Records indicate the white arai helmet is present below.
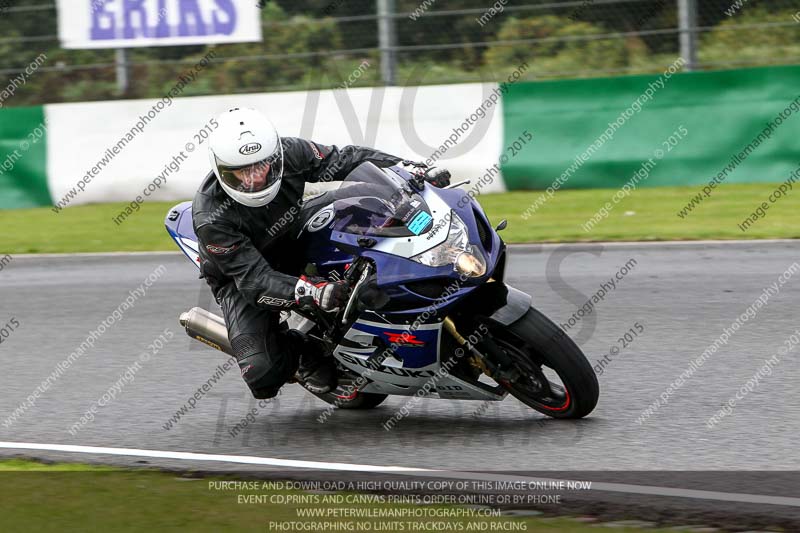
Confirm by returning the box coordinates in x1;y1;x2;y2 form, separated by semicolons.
208;107;284;207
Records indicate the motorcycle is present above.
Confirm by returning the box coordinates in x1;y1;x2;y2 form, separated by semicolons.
165;162;599;418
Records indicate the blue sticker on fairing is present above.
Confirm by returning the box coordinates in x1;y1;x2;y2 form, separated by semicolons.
407;211;433;235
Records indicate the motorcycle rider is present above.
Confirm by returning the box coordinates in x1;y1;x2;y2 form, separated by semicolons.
193;107;451;399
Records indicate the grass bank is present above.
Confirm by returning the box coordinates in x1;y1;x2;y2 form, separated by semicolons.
0;459;699;532
0;183;796;254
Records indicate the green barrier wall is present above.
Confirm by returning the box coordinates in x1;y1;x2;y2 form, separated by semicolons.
502;64;800;190
0;106;50;209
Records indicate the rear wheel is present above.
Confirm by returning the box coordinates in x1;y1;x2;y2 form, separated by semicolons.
481;306;598;419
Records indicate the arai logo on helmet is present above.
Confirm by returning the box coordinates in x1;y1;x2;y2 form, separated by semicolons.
239;143;262;156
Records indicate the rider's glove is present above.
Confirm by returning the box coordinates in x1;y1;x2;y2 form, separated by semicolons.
295;276;349;312
422;167;451;188
400;160;451;188
401;160;427;172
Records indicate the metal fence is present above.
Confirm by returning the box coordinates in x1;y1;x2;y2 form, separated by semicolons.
0;0;798;105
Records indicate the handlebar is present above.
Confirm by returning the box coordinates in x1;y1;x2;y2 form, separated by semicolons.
341;262;372;325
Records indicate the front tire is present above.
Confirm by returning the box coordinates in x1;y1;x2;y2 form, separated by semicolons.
484;306;598;419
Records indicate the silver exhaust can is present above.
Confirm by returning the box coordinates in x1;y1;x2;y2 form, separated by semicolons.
179;307;234;357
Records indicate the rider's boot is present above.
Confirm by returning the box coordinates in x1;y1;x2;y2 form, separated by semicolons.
287;330;338;394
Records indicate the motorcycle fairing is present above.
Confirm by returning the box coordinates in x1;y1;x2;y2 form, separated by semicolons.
165;201;200;269
336;317;442;370
334;315;506;401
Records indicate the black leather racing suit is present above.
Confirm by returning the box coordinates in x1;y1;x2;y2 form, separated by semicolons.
193;137;402;398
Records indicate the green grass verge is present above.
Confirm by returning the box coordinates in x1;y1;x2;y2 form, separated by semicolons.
0;459;692;532
0;458;116;471
0;183;796;254
481;182;799;243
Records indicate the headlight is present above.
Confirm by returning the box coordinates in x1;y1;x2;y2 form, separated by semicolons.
455;246;487;277
412;213;484;276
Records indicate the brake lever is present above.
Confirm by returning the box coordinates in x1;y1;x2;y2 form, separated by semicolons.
444;179;471;190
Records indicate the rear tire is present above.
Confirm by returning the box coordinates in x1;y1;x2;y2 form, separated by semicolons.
485;306;598;419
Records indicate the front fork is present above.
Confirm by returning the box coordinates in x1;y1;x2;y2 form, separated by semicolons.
443;317;520;384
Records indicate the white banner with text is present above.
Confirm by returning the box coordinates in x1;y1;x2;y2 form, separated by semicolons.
57;0;262;49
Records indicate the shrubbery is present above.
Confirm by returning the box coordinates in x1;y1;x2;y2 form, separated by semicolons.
699;7;800;67
483;15;647;78
0;1;797;105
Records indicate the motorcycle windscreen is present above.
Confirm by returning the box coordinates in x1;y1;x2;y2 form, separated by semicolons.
331;163;434;238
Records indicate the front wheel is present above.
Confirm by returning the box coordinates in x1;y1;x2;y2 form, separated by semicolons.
482;307;599;419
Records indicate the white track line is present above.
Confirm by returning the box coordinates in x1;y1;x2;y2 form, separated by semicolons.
11;251;180;259
0;442;428;473
515;238;799;249
1;442;799;508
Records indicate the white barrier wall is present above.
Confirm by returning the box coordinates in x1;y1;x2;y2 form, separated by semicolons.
45;83;506;206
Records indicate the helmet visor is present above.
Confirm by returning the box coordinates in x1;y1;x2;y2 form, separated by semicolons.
215;148;284;194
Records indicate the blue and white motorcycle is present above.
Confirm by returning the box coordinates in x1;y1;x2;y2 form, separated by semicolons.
166;162;598;418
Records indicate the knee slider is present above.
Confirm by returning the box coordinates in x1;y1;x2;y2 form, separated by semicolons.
231;334;261;360
231;334;293;395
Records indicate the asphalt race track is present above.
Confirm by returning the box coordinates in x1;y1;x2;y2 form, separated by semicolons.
1;241;799;527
